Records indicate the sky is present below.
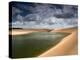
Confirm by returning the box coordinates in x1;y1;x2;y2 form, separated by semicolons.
10;1;78;29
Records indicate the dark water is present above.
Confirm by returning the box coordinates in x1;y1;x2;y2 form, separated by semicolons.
11;32;70;58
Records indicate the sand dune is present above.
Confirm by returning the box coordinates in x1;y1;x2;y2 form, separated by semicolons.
9;29;49;35
38;31;78;57
9;30;38;35
51;28;77;33
9;27;77;35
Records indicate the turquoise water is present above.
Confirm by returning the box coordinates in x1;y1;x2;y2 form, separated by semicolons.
12;32;70;58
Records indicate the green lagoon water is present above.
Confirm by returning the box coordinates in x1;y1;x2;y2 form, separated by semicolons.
12;32;70;58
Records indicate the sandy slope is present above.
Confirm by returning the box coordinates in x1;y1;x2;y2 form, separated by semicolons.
38;31;78;57
51;28;77;33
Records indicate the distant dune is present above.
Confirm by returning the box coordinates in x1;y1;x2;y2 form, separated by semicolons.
9;27;77;35
9;29;50;35
51;27;77;33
